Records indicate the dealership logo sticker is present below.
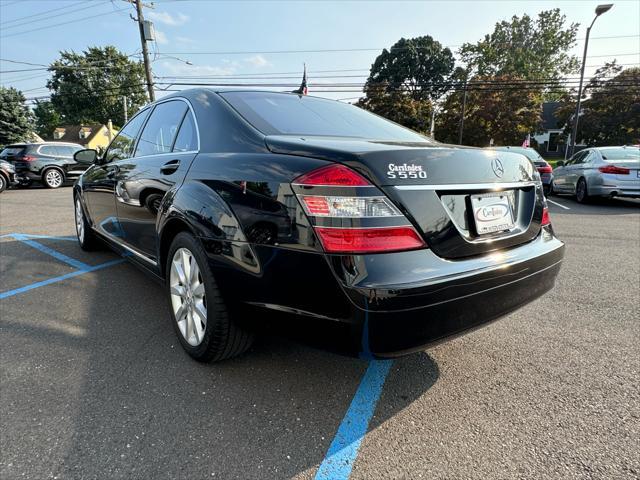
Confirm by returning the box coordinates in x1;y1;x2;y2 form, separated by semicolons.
386;163;427;179
475;203;510;222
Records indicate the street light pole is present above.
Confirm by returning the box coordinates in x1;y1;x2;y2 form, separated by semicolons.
569;3;613;157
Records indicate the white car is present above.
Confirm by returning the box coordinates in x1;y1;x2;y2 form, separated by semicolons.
551;146;640;202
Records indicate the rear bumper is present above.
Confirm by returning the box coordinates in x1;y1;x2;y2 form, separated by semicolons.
331;227;564;356
589;184;640;198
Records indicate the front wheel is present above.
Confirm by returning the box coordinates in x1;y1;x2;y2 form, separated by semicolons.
166;232;254;362
0;174;7;193
576;178;590;203
43;168;64;188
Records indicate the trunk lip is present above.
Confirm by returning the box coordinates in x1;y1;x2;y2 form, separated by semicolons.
394;181;538;191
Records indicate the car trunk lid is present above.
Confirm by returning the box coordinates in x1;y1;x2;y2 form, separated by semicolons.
267;136;546;259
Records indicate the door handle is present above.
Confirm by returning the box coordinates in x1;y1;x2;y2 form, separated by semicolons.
160;159;180;175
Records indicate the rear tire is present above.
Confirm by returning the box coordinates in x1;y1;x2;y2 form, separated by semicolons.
0;174;7;193
43;168;64;189
75;195;100;251
166;232;254;362
576;177;590;203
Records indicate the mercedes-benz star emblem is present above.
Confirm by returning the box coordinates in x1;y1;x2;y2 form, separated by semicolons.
491;157;505;178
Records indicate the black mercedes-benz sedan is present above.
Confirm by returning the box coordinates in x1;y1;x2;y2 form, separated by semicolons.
72;89;565;362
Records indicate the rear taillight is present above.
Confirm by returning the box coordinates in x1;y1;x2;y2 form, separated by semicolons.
293;164;426;254
21;155;36;162
598;165;630;175
537;165;553;174
294;163;369;186
314;226;425;253
541;207;551;226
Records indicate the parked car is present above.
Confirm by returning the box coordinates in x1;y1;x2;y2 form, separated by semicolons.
72;89;565;362
487;146;553;194
552;146;640;202
0;142;86;188
0;159;17;192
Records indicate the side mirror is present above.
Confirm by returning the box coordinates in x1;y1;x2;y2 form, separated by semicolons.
555;160;565;168
74;149;98;164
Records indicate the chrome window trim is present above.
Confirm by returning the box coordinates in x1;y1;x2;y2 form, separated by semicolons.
394;181;537;191
133;97;201;158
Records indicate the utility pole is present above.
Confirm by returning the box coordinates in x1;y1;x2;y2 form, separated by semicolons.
123;96;128;123
429;104;436;140
133;0;155;102
458;81;468;145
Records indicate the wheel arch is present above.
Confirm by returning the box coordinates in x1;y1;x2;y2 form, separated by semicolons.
158;216;198;278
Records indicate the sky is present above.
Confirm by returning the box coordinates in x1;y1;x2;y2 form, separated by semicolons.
1;0;639;104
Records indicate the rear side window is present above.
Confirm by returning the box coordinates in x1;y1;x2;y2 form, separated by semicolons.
105;108;151;162
0;146;25;158
39;145;60;156
601;147;640;162
135;100;188;157
172;111;198;152
221;92;433;142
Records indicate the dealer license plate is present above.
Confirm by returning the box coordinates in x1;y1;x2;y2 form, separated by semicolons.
471;191;515;235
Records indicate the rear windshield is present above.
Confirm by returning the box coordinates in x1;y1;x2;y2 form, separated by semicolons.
601;147;640;162
220;92;433;143
0;146;26;158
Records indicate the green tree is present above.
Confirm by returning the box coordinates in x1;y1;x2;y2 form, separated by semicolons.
0;87;34;145
557;66;640;145
33;100;62;138
459;9;579;81
47;46;147;127
435;75;542;146
358;36;456;133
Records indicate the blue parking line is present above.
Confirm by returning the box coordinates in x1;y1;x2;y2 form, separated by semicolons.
13;234;92;271
19;233;78;242
315;359;393;480
0;258;125;300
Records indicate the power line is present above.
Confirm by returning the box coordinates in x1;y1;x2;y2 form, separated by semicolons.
0;1;102;30
0;5;130;39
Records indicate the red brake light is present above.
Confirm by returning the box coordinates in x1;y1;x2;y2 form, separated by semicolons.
22;155;36;162
598;165;630;175
294;164;370;186
314;226;425;253
537;165;553;174
541;207;551;226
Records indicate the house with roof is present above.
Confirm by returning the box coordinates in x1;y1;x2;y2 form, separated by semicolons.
49;123;118;151
532;102;565;157
533;102;586;158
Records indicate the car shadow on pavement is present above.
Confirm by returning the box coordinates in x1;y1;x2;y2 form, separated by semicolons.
0;240;439;480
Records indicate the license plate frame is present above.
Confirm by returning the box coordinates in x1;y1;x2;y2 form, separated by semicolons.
470;191;516;235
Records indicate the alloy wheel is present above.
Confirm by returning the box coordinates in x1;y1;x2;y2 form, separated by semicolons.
0;175;5;191
576;180;586;202
169;247;207;346
75;198;85;243
45;169;63;188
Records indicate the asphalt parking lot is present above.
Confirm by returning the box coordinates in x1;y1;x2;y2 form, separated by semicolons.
1;187;639;480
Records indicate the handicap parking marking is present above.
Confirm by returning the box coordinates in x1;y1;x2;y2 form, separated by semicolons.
547;199;571;210
315;359;393;480
0;233;126;300
0;258;125;300
12;234;92;271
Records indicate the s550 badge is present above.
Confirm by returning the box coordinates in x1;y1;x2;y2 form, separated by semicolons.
387;163;427;179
